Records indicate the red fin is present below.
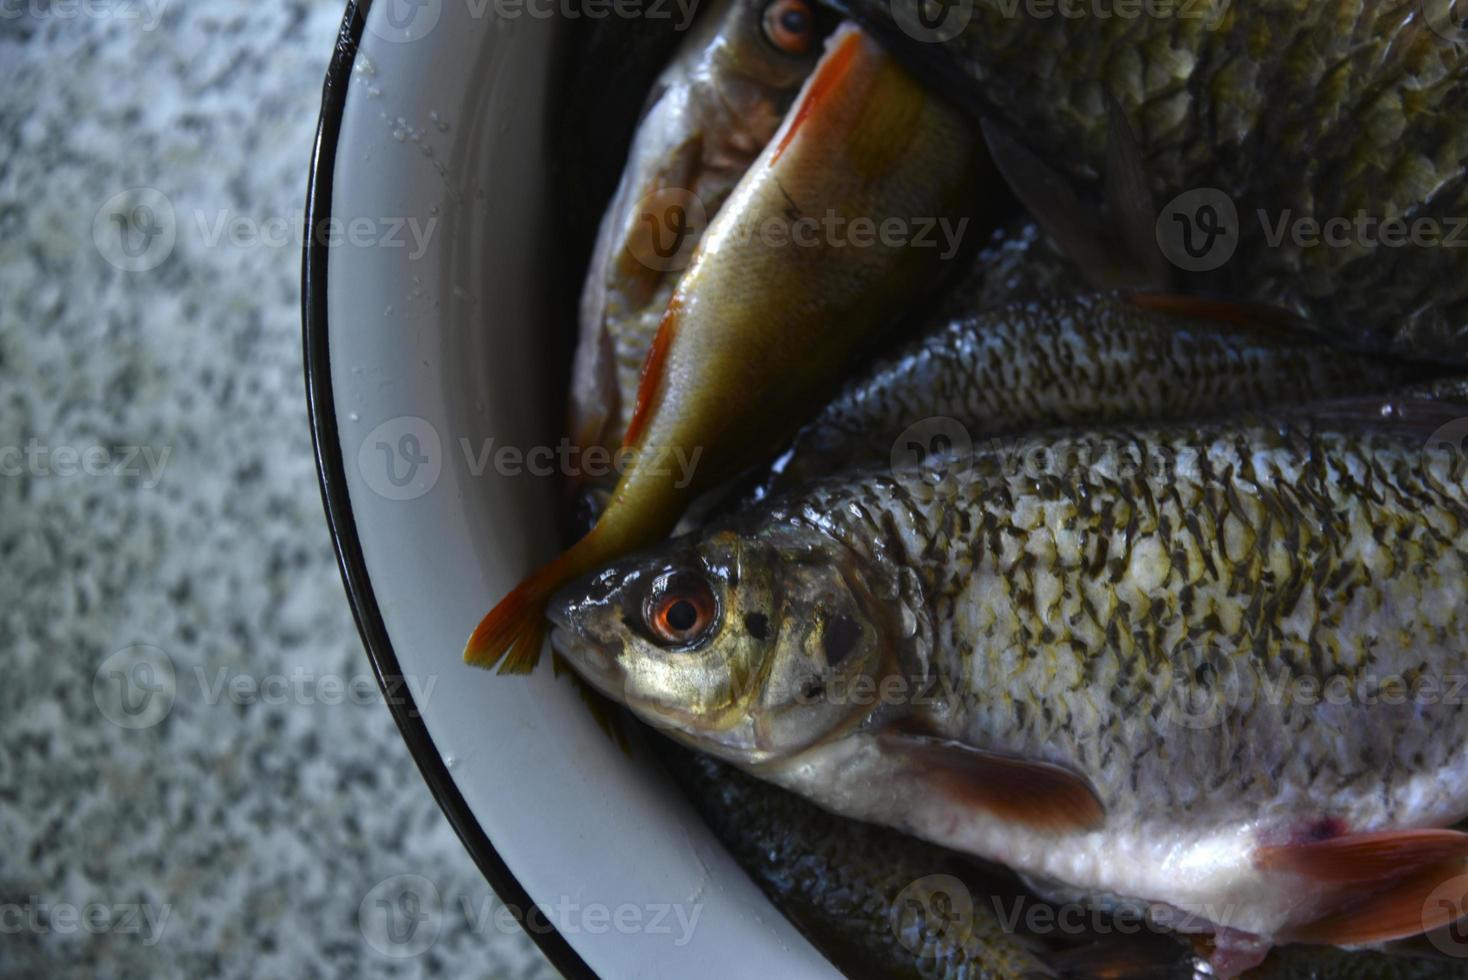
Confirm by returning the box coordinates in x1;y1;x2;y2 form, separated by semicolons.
878;731;1104;833
464;565;555;674
465;528;608;674
1257;829;1468;884
1124;291;1308;338
622;298;678;450
770;28;863;166
1286;859;1468;946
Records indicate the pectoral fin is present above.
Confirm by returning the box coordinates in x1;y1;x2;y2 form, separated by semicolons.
878;731;1104;834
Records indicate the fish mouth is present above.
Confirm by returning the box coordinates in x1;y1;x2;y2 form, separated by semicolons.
546;601;626;700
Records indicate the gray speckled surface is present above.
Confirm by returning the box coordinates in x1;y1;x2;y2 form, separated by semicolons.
0;4;557;978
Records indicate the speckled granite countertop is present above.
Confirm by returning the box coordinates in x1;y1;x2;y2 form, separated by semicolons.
0;5;556;977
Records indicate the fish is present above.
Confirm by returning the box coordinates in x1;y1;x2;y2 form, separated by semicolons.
757;289;1431;498
549;398;1468;976
661;744;1068;979
570;0;840;461
827;0;1468;364
667;749;1468;978
467;23;985;672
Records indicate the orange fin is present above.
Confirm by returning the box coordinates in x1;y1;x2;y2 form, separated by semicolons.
464;565;554;674
622;298;678;450
770;27;864;166
878;731;1104;833
1286;858;1468;946
1124;291;1308;338
1257;828;1468;884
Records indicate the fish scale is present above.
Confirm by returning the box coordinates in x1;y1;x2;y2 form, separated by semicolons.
835;0;1468;363
781;419;1468;837
759;290;1425;498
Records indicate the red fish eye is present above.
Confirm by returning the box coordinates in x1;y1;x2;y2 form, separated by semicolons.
646;575;718;646
762;0;815;56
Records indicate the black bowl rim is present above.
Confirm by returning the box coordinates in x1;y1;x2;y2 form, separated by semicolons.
301;3;596;975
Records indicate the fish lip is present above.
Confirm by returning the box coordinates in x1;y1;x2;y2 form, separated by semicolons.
549;623;623;692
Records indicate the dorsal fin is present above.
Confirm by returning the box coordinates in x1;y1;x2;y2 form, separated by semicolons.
981;113;1170;291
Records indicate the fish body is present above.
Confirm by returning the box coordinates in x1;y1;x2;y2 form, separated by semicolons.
834;0;1468;363
759;290;1427;496
551;405;1468;972
572;0;837;455
468;24;982;671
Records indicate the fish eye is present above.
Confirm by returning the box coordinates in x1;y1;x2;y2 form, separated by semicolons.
644;572;720;648
761;0;816;56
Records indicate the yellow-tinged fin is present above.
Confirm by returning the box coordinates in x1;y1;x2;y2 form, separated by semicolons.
878;731;1104;834
1256;828;1468;885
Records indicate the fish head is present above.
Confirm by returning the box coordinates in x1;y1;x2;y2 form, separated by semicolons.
550;521;909;765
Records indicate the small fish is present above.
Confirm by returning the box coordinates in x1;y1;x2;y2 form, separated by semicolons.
571;0;838;459
550;399;1468;976
830;0;1468;364
759;290;1430;498
467;24;983;672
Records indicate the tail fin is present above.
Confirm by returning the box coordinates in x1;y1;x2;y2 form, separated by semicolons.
465;526;613;674
464;566;555;674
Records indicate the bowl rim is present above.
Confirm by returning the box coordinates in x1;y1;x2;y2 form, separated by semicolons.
300;3;596;975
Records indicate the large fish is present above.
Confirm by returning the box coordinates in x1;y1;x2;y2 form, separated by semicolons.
758;289;1429;497
467;24;983;672
828;0;1468;364
550;399;1468;976
571;0;838;459
671;746;1466;978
